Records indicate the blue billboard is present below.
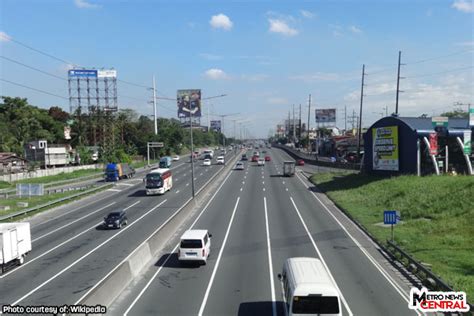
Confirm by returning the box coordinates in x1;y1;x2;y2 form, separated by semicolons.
68;69;98;78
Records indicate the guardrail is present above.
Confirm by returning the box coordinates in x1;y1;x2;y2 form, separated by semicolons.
0;184;112;222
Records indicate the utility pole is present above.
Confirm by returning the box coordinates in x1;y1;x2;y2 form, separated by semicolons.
344;105;347;133
383;106;388;117
152;75;157;135
307;94;311;152
190;108;195;198
395;51;404;115
357;64;365;158
299;104;302;141
293;105;296;143
287;110;290;139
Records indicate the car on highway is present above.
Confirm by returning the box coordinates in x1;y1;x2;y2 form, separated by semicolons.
262;150;267;154
297;159;305;166
178;229;212;265
216;156;225;164
103;211;128;229
253;151;260;157
172;155;180;161
235;162;245;170
257;158;265;166
265;155;271;161
241;154;248;161
203;159;211;166
251;155;259;162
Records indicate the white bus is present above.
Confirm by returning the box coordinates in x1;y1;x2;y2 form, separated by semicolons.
278;257;341;316
144;168;172;195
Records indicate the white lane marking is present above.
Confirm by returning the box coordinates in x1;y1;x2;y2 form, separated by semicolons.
285;188;288;191
107;189;121;192
282;181;285;184
175;190;180;194
262;181;265;185
264;197;277;316
200;173;203;176
263;188;266;192
242;181;245;185
124;200;141;210
198;197;241;316
183;174;187;177
124;170;236;316
262;176;264;179
240;188;243;191
289;197;353;316
194;177;197;181
32;202;116;243
295;173;419;313
10;199;168;307
186;183;189;186
244;176;246;179
117;183;134;187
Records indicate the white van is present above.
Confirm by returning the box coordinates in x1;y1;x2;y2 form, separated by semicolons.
278;257;341;316
178;230;212;265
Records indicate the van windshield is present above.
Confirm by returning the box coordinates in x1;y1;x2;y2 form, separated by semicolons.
180;239;203;248
292;296;339;314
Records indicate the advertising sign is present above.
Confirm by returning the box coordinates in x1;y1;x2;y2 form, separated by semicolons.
64;126;71;140
68;69;97;78
97;70;117;78
470;108;474;127
372;126;399;171
210;120;221;132
315;109;336;123
431;116;449;128
429;133;438;155
177;89;201;118
463;131;472;155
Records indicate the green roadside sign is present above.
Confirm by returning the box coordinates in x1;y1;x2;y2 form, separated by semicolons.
464;131;472;155
432;116;448;128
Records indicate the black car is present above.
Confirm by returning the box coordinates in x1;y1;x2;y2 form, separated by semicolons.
241;154;248;161
103;210;128;229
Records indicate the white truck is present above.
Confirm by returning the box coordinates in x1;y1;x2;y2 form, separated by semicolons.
0;222;32;272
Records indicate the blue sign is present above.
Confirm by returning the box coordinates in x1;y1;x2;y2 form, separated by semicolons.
384;210;400;225
68;69;97;78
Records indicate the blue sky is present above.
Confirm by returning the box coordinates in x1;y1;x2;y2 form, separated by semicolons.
1;0;473;137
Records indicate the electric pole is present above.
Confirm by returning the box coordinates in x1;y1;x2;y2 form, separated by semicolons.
395;51;404;115
344;105;347;133
152;75;157;135
293;105;296;143
357;64;366;158
299;104;302;141
307;94;311;151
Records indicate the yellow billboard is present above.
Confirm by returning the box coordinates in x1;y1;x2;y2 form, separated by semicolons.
372;126;399;171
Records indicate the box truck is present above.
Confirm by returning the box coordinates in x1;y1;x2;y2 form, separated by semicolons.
159;156;172;168
283;161;296;177
0;222;32;272
105;163;135;181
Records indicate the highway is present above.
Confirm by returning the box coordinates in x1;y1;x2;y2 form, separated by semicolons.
0;150;237;310
109;147;420;316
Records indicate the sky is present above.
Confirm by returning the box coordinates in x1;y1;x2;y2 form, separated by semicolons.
1;0;473;138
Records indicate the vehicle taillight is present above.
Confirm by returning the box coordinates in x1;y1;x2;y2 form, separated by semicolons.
202;249;205;257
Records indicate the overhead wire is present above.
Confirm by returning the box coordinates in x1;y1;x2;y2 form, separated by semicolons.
1;55;67;81
1;78;68;100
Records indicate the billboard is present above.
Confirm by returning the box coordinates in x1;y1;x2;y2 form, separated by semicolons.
372;126;399;171
315;109;336;123
470;108;474;127
177;89;201;118
210;120;221;132
98;70;117;78
68;69;97;78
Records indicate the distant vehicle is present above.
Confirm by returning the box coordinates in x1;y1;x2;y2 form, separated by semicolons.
145;168;172;195
257;158;265;166
172;155;180;161
103;211;128;229
297;159;305;166
278;257;341;316
178;229;212;265
0;222;31;269
203;149;214;159
253;151;260;157
235;162;245;170
203;159;211;166
265;156;271;162
251;155;259;162
216;156;225;165
105;163;135;181
220;149;226;155
159;156;172;168
262;150;267;154
283;161;296;177
241;154;248;161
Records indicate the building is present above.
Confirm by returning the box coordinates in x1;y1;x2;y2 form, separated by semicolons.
24;140;73;168
363;116;473;175
0;153;28;174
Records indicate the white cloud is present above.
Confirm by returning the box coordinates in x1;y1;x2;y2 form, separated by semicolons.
0;31;11;42
349;25;362;34
74;0;101;9
452;0;473;12
300;10;315;18
455;41;474;47
209;14;233;30
241;74;269;81
199;53;223;60
204;68;229;80
268;19;298;36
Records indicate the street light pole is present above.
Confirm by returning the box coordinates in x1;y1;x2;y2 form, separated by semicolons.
190;109;195;198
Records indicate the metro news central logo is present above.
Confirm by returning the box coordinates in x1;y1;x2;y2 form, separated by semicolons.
409;287;470;312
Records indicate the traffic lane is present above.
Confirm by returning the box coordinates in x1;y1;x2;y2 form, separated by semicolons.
277;174;416;313
202;161;272;316
121;165;245;315
0;161;224;307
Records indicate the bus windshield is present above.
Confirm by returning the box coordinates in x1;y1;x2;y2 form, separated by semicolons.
292;296;340;314
145;173;163;188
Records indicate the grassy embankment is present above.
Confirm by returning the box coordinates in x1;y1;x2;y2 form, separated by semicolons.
310;172;474;299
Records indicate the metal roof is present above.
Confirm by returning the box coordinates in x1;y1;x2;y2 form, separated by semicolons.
396;117;470;131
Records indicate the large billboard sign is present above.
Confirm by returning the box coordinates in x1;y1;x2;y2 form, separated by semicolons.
210;120;221;132
469;108;474;127
68;69;97;78
177;89;201;118
372;126;399;171
315;109;336;123
98;70;117;78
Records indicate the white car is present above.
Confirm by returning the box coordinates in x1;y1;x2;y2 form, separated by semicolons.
257;158;265;166
216;156;225;164
178;230;212;265
203;159;211;166
172;155;180;161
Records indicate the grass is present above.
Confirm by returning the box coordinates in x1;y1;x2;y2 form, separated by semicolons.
310;171;474;299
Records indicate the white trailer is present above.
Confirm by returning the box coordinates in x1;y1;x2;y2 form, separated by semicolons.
0;222;32;271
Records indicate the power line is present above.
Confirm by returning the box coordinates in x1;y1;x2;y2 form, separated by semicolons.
405;65;474;79
117;79;151;89
1;55;67;81
406;48;474;65
1;78;68;100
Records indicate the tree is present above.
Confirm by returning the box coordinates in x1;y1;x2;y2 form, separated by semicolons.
440;110;468;118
